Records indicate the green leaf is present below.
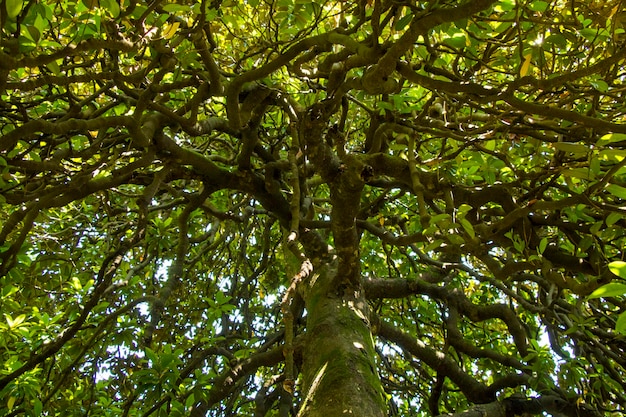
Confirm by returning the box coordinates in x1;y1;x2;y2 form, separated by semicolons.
447;234;466;245
185;393;195;409
538;237;548;254
7;396;16;411
459;218;475;238
544;34;568;49
430;213;451;225
2;285;18;298
580;28;599;41
47;59;61;76
552;142;590;154
395;13;413;31
599;149;626;161
162;4;191;13
589;156;601;176
33;399;43;415
6;0;23;20
100;0;120;18
145;347;158;365
605;184;626;199
606;212;623;227
528;1;549;12
494;0;515;12
589;79;608;92
609;261;626;279
588;282;626;299
560;168;594;180
597;133;626;146
615;312;626;334
457;204;473;216
424;239;444;252
5;313;26;329
444;33;467;49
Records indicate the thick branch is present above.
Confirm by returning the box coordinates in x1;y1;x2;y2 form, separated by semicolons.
372;316;528;404
362;0;497;93
364;277;528;356
189;346;287;416
435;395;602;417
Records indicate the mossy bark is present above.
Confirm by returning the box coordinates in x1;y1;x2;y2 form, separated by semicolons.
295;112;385;415
298;263;386;417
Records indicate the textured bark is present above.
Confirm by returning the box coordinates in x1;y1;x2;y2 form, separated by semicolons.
435;395;602;417
298;263;386;417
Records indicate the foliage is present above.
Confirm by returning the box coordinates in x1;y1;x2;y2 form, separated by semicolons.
1;0;626;416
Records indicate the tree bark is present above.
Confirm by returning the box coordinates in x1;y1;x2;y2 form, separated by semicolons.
298;263;386;417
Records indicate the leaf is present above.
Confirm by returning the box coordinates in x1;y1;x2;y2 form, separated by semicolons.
495;0;515;12
145;347;159;365
580;28;609;41
444;33;467;49
560;168;594;180
589;156;601;176
529;1;549;12
615;312;626;334
47;60;61;76
5;313;26;329
589;79;608;92
162;4;191;13
424;239;443;252
609;261;626;279
605;184;626;199
457;204;473;216
520;53;532;77
447;234;466;245
6;0;23;20
552;142;590;154
606;212;623;227
459;218;475;238
597;133;626;146
588;282;626;299
34;399;43;415
100;0;120;18
7;396;16;410
395;13;413;31
162;21;180;39
2;284;18;298
545;34;568;49
538;237;548;254
430;213;451;225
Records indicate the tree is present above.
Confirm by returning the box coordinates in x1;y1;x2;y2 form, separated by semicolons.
1;0;626;415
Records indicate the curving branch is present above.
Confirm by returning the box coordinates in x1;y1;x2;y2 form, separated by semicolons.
189;346;287;416
372;315;528;404
364;277;528;356
435;395;602;417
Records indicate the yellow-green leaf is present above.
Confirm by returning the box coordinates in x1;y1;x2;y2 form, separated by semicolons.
588;282;626;299
7;396;16;410
609;261;626;279
459;218;475;238
560;168;594;180
6;0;23;20
553;142;590;154
606;184;626;199
162;21;180;40
616;311;626;334
598;133;626;146
5;313;26;329
520;53;532;77
100;0;120;18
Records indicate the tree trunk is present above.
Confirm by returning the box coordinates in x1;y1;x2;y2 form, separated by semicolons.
298;263;386;417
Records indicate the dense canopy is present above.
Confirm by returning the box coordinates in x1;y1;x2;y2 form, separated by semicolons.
1;0;626;416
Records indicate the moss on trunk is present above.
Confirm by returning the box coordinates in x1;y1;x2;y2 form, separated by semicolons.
298;264;386;417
